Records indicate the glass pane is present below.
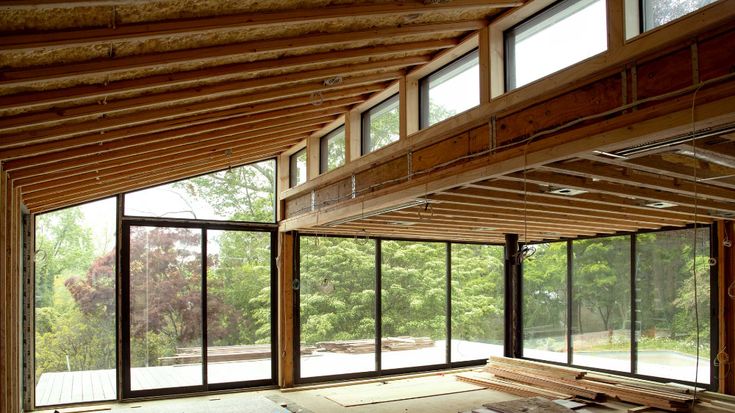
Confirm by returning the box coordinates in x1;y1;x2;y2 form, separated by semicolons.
207;230;272;384
643;0;716;31
34;198;117;406
636;228;710;383
425;52;479;127
129;226;203;391
522;242;568;363
451;244;504;362
291;149;307;187
382;241;446;369
572;236;631;372
365;96;399;154
125;159;276;223
508;0;607;89
299;236;376;378
324;127;346;172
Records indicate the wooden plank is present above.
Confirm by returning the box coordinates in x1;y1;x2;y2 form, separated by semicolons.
0;74;392;147
4;95;361;170
489;356;586;380
0;1;518;50
0;39;454;114
278;232;295;388
0;20;485;86
0;58;424;133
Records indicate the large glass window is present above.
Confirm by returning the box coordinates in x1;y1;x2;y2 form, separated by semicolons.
290;148;307;188
636;227;711;383
420;50;480;129
522;228;713;384
362;94;399;155
522;242;568;363
572;235;631;372
320;126;346;174
381;240;447;370
299;236;376;378
451;243;504;362
505;0;607;90
34;198;117;407
642;0;716;31
129;226;204;391
124;159;276;223
207;230;273;384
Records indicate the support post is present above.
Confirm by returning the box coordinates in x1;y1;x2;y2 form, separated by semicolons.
718;220;735;394
278;231;295;387
504;233;521;358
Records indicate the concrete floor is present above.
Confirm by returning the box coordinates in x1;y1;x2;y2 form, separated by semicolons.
37;371;645;413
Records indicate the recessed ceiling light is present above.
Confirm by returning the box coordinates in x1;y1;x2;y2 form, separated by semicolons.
472;227;496;232
645;201;678;209
543;232;562;237
387;221;417;226
548;187;588;196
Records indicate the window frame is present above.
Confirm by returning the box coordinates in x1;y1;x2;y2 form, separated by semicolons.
361;93;400;156
122;158;279;224
319;125;346;174
419;49;480;130
289;148;307;188
520;225;718;388
294;234;504;384
504;0;606;91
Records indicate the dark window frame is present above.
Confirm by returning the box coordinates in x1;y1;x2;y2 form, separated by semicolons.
319;125;346;174
520;224;718;389
294;233;505;384
289;148;307;188
122;158;279;224
361;94;400;156
504;0;605;91
419;49;480;130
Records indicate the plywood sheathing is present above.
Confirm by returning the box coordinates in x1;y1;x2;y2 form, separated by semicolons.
0;31;462;96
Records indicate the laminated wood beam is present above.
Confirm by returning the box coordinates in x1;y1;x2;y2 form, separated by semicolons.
0;20;485;87
2;95;365;166
0;57;426;132
0;1;518;50
0;74;394;147
0;39;455;114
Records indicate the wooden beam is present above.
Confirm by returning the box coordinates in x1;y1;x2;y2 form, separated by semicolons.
17;121;327;195
718;220;735;394
0;74;395;147
0;20;485;87
0;39;455;114
278;231;295;388
2;95;365;166
0;57;425;133
0;1;518;50
431;192;690;227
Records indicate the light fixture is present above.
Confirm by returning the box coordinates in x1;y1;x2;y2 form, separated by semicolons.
324;199;433;227
543;232;561;237
645;201;678;209
387;221;417;226
548;187;588;196
472;227;496;232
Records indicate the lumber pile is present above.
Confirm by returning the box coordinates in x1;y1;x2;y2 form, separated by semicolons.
457;357;697;412
159;344;316;365
315;336;434;353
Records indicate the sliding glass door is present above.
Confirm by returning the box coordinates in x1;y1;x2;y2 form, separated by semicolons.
122;223;276;397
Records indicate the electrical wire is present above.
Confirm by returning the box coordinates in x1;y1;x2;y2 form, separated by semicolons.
289;72;735;222
690;83;703;406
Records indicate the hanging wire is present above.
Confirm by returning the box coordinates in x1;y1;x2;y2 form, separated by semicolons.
689;83;703;406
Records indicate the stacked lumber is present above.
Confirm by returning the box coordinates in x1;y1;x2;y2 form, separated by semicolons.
459;357;697;412
315;336;434;353
695;392;735;413
456;371;572;400
316;339;375;353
